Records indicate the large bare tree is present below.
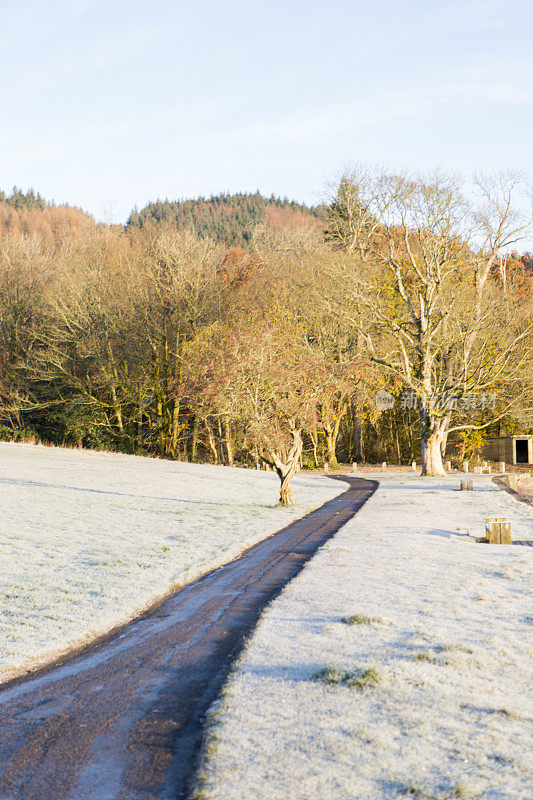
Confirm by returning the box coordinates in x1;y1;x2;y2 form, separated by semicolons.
328;168;533;475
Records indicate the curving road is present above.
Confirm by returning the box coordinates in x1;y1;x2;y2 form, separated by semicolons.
0;476;376;800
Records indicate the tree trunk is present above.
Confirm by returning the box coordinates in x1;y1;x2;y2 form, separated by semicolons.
190;414;200;461
103;320;124;435
405;408;414;462
280;430;303;505
321;400;347;466
205;420;218;464
420;410;447;476
170;399;180;458
277;461;299;504
109;382;124;435
324;427;337;466
395;427;402;464
137;383;143;451
388;414;395;463
419;345;447;475
324;414;344;466
309;429;319;467
440;415;450;459
223;416;234;466
264;429;303;505
353;411;362;461
156;394;165;456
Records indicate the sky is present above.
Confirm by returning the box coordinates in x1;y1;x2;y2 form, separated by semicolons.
1;0;532;223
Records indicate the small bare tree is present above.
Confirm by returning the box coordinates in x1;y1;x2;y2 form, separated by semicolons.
183;323;330;504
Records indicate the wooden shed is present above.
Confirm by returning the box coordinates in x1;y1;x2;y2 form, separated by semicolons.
483;435;533;465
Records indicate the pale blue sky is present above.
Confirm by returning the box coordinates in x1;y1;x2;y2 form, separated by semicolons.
1;0;532;222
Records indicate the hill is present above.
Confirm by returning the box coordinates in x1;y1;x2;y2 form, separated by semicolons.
126;191;327;248
0;187;95;242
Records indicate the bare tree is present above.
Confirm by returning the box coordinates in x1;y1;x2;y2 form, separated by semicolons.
183;323;320;503
127;227;223;457
328;168;533;475
0;233;58;430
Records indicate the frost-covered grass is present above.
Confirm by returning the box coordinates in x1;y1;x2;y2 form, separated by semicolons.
0;442;344;684
194;475;533;800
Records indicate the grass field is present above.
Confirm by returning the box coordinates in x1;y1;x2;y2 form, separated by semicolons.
194;474;533;800
0;442;343;684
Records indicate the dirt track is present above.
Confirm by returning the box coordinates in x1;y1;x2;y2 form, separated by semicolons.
0;476;376;800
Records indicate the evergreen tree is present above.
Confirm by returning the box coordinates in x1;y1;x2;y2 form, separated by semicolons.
126;192;327;248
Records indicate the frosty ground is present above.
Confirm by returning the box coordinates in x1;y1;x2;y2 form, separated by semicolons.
194;474;533;800
0;442;343;684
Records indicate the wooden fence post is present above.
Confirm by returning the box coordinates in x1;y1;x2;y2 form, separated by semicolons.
485;517;512;544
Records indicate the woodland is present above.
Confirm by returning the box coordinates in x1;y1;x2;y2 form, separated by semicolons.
0;172;531;502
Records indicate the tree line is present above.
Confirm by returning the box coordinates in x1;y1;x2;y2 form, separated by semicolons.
126;192;327;249
0;174;531;502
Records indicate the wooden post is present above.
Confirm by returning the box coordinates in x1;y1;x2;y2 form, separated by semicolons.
324;462;329;474
352;462;357;472
381;461;387;472
500;521;512;544
499;461;506;473
411;460;416;471
463;460;469;472
485;517;512;544
446;460;451;472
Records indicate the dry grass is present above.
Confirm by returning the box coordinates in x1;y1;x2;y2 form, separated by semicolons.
341;613;386;626
312;664;381;690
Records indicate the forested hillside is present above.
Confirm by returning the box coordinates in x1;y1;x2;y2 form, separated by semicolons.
126;192;327;248
0;187;94;242
0;175;531;496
